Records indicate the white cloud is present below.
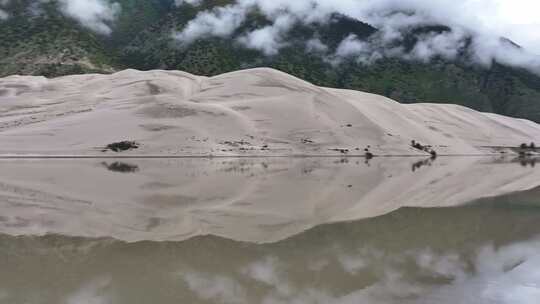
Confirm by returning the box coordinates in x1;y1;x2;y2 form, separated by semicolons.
237;14;294;55
334;34;381;64
183;271;249;304
470;0;540;55
0;0;9;20
175;0;203;6
65;277;112;304
338;253;367;274
413;240;540;304
173;4;248;43
178;239;540;304
242;256;292;296
306;38;329;53
171;0;540;73
408;29;467;63
242;257;281;286
58;0;120;35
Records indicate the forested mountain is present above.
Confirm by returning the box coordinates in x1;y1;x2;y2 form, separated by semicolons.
2;0;540;122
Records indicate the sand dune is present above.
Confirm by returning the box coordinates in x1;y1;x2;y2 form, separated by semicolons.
1;68;540;156
0;157;539;243
2;68;540;243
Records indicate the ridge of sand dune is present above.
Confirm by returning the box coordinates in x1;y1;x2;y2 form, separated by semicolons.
2;68;540;156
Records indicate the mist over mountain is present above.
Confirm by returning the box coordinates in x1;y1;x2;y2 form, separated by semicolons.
2;0;540;122
171;0;540;71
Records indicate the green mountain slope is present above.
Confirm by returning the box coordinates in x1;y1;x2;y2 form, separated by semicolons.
2;0;540;122
0;0;116;77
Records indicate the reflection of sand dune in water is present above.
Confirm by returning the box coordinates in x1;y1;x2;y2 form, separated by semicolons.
0;157;539;243
2;68;540;156
1;204;540;304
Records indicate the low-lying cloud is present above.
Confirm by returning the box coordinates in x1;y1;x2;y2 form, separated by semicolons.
0;10;7;20
174;4;247;43
172;0;540;73
6;0;538;72
0;0;10;21
32;0;120;34
58;0;120;35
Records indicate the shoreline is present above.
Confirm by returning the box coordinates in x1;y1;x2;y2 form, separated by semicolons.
0;153;516;159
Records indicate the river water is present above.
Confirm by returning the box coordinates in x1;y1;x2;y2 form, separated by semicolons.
0;157;539;303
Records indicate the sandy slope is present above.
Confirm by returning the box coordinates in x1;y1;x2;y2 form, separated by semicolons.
1;68;540;156
0;157;538;243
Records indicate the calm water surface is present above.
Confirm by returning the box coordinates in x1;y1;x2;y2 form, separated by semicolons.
0;157;539;304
